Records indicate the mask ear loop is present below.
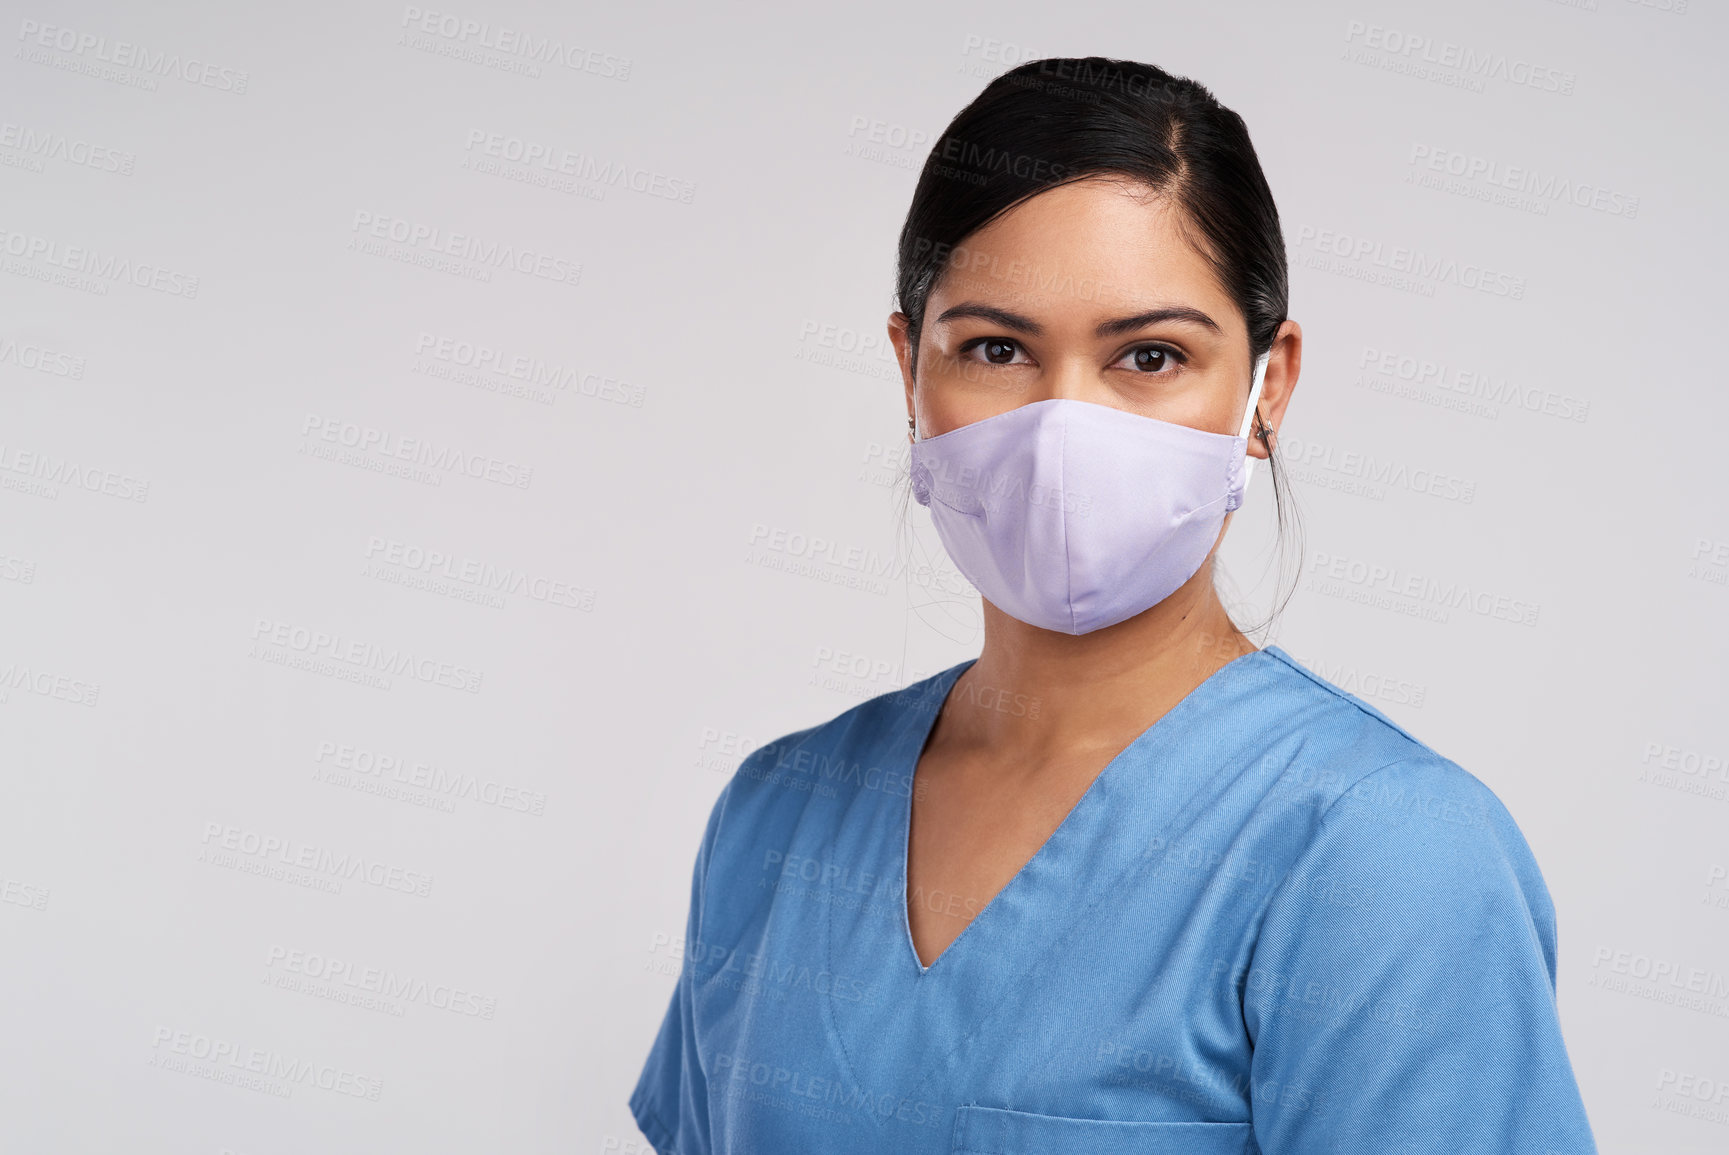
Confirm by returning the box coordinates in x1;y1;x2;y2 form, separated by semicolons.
1237;351;1271;495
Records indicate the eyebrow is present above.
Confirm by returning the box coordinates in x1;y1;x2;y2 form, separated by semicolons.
931;302;1222;339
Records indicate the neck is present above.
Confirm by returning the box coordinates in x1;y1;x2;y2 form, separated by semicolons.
940;559;1256;764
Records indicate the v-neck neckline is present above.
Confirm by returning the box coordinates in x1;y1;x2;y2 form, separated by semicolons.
894;647;1273;977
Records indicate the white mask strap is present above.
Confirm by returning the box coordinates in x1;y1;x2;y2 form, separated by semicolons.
1237;351;1270;440
1239;351;1271;492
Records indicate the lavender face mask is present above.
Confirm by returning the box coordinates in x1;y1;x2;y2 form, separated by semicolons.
909;352;1269;635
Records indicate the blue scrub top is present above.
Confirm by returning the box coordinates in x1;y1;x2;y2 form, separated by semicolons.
629;646;1597;1154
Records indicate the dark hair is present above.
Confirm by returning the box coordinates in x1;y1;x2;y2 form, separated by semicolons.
892;55;1303;636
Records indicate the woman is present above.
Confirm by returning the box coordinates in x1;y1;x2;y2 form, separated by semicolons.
630;56;1597;1154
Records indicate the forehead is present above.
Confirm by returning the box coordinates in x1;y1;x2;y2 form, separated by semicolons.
930;177;1229;318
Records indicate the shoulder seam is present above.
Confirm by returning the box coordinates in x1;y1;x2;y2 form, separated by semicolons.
1263;752;1488;922
1310;754;1440;830
1262;646;1427;748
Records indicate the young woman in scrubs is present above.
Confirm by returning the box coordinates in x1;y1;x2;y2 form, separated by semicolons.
631;56;1597;1155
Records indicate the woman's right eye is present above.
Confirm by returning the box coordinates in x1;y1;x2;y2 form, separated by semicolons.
959;337;1027;365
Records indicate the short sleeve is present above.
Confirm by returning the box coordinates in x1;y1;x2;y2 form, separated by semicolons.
629;780;732;1155
1241;757;1598;1155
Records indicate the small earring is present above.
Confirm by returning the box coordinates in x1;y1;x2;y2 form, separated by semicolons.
907;417;917;439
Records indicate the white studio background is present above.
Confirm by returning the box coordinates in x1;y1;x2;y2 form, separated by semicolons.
1;1;1723;1152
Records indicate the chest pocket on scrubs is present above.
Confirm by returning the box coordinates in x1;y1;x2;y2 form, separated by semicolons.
950;1105;1255;1155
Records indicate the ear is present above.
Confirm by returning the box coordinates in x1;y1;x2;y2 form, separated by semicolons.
1248;319;1302;462
888;311;917;437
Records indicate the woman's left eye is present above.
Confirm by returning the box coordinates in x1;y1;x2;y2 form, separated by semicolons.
1117;345;1184;373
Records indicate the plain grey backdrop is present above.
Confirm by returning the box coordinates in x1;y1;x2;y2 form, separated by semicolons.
1;0;1724;1152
